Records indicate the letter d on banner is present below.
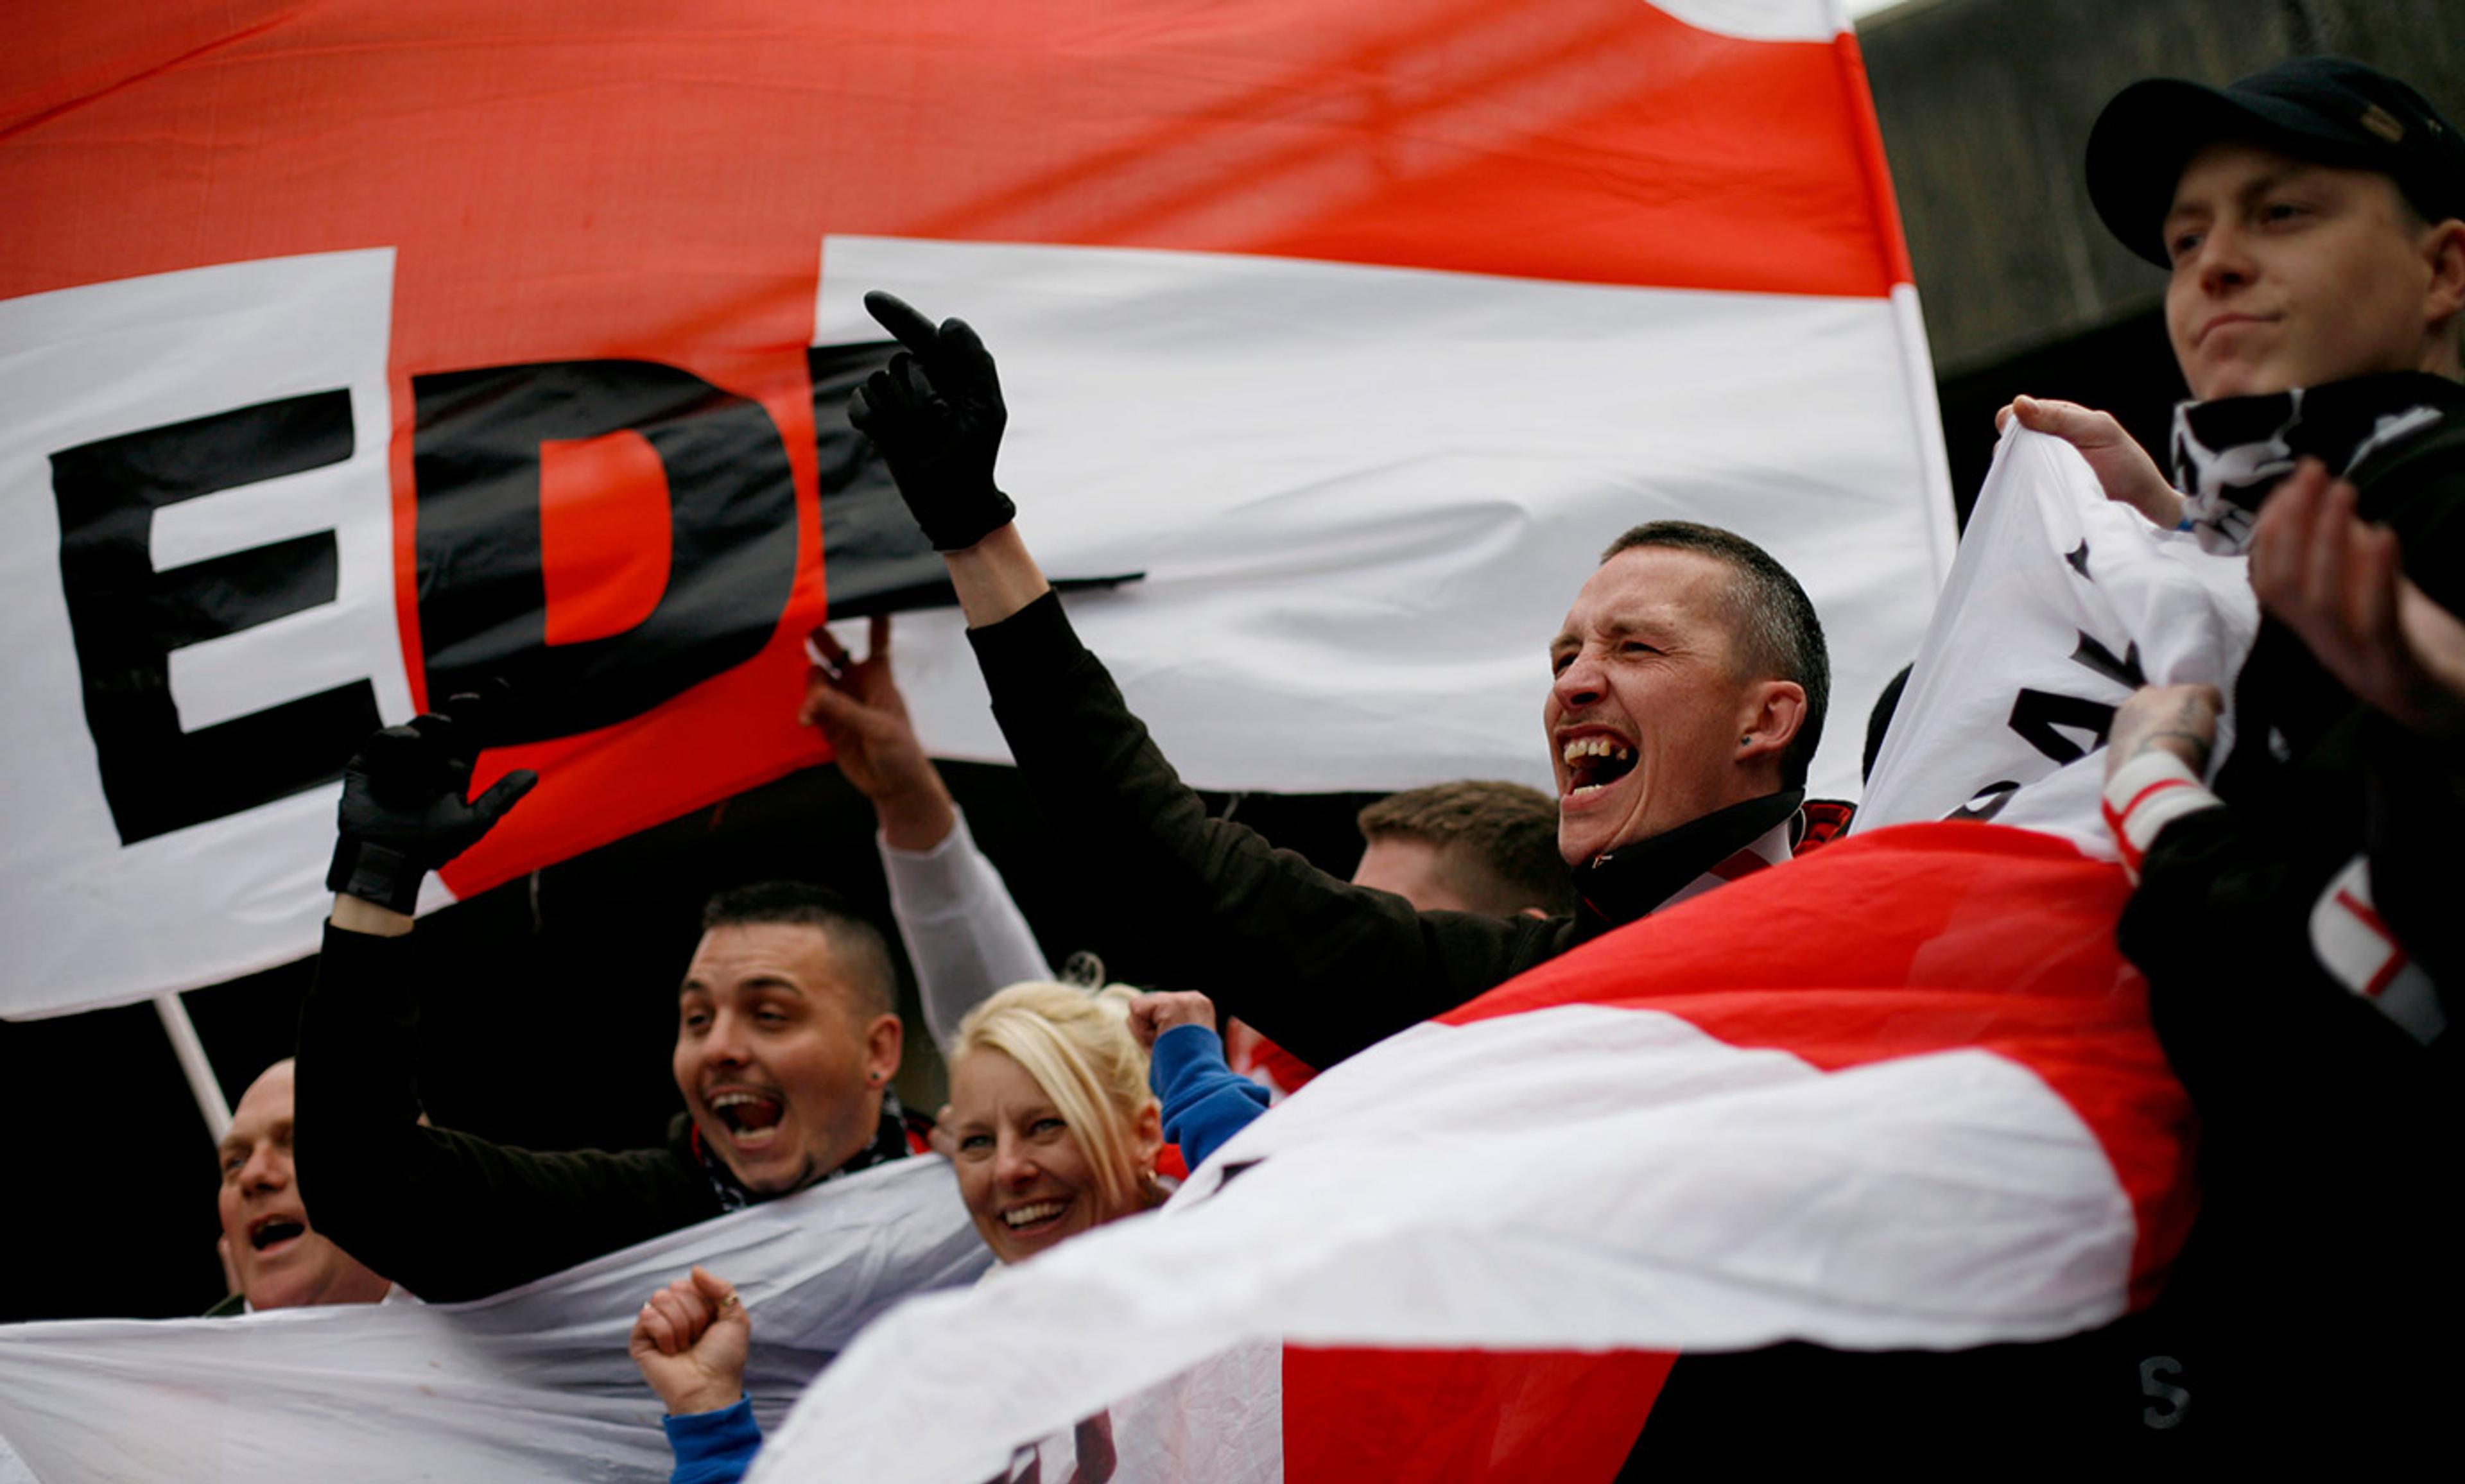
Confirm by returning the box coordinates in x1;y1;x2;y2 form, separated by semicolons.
411;361;799;743
0;250;410;1017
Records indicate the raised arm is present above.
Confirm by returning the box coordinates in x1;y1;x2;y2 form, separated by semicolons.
1998;396;2186;529
843;293;1559;1068
296;695;714;1301
632;1267;765;1484
846;290;1050;628
800;612;1051;1052
802;614;957;851
879;807;1053;1057
1129;992;1272;1171
324;687;537;926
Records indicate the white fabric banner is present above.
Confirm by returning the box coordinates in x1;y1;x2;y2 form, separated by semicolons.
756;942;2179;1483
0;1156;990;1484
2;0;1950;1019
1857;425;2259;852
738;428;2216;1484
0;251;439;1018
0;233;1951;1022
815;236;1952;805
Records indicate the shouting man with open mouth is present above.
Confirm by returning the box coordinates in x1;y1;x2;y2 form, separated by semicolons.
843;285;1835;1074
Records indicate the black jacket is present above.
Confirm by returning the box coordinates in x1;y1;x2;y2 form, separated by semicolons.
2122;373;2465;1158
2118;372;2465;1446
969;590;1803;1069
293;924;913;1302
975;583;2232;1463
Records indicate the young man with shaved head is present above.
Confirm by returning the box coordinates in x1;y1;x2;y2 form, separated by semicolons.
842;291;1831;1071
292;697;930;1303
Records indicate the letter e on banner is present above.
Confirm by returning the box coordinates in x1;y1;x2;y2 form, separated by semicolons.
0;250;410;1017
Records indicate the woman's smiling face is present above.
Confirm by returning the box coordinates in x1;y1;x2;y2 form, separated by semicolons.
946;1048;1123;1264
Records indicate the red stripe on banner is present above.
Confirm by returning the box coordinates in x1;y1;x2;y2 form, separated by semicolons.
1227;7;1903;298
1442;822;2199;1310
1;0;1914;897
388;393;431;718
2;3;1898;309
1831;30;1918;291
1283;1347;1674;1484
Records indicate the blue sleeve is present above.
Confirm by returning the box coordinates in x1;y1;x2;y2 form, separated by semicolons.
662;1396;763;1484
1151;1023;1273;1171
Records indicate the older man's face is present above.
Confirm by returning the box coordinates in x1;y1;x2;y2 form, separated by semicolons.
216;1061;390;1310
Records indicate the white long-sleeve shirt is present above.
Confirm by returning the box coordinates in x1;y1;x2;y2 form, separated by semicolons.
878;807;1052;1057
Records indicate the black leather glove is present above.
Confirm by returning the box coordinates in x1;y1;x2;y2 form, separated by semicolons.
326;689;539;914
847;289;1017;551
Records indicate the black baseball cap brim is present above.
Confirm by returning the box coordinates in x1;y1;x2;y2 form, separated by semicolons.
2088;56;2465;268
2089;77;2389;267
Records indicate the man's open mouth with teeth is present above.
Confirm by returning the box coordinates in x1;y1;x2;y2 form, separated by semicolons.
1559;732;1639;798
705;1086;788;1146
248;1212;307;1252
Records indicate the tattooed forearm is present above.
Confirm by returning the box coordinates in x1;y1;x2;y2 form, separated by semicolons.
2106;684;2222;782
2132;726;2213;769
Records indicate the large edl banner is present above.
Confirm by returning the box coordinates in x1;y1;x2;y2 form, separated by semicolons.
1;0;1951;1016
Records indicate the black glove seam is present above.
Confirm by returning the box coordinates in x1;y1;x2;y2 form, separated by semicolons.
327;838;425;915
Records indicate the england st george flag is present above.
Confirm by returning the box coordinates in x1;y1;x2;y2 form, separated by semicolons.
1;0;1949;1015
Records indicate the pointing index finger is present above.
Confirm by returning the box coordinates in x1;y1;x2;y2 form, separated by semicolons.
863;291;941;357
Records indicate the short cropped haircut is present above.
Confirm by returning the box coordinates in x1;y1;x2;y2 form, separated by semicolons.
1599;521;1829;789
700;881;898;1020
955;982;1157;1215
1356;781;1574;916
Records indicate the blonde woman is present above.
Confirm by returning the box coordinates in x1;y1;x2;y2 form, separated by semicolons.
942;981;1168;1263
633;981;1167;1484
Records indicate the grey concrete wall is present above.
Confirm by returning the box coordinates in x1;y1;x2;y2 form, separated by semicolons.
1859;0;2465;377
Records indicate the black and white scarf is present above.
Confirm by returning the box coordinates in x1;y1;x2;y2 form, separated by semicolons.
2168;373;2452;555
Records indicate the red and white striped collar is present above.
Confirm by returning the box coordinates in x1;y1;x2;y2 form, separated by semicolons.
1571;789;1804;935
1652;815;1795;914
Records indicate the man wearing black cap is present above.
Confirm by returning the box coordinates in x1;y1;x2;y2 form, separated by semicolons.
2066;55;2465;1449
